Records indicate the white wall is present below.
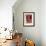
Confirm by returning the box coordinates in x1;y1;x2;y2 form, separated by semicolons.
40;0;46;46
13;0;41;46
0;0;16;30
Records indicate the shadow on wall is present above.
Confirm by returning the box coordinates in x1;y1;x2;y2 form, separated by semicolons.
12;0;41;46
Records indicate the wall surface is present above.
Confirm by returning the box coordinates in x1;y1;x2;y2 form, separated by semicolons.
0;0;17;38
40;0;46;46
13;0;41;46
0;0;16;30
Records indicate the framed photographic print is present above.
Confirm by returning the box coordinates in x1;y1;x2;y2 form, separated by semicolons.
23;12;35;27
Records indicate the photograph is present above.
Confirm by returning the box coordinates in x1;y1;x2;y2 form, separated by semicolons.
0;0;45;46
23;12;35;27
